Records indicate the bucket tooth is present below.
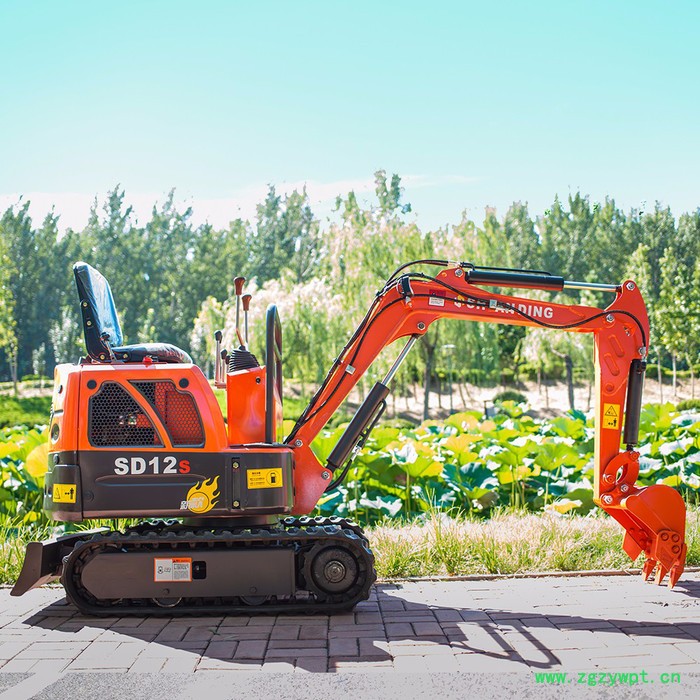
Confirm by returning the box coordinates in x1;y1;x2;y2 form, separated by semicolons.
641;558;656;582
654;564;669;586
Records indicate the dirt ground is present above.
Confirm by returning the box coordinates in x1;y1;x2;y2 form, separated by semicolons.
374;376;696;423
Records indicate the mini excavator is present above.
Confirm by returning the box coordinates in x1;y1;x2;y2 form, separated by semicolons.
12;260;688;615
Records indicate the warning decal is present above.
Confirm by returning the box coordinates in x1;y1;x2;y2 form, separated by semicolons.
247;468;283;489
603;403;621;430
428;289;446;307
154;557;192;582
53;484;77;503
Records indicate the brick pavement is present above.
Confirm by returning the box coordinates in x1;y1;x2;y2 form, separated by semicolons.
0;573;699;678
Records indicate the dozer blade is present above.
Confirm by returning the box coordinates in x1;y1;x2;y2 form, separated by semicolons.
11;528;109;597
600;483;686;588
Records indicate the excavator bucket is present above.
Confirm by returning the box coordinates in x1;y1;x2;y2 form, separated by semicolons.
600;482;687;588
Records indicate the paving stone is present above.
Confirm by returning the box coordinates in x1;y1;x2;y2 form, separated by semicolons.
269;625;300;640
295;657;328;672
1;575;700;677
0;642;31;660
385;622;413;638
127;656;166;673
260;660;295;673
206;640;239;659
329;638;358;657
161;656;199;673
268;639;326;649
355;612;383;625
358;639;390;657
265;647;327;658
412;622;445;637
0;659;37;673
299;625;328;640
234;640;268;660
182;627;215;642
328;625;385;638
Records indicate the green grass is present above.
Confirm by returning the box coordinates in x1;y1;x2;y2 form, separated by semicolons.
2;511;697;585
368;509;700;579
0;395;52;429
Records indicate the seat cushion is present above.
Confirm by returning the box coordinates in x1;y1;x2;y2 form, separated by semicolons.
112;343;192;364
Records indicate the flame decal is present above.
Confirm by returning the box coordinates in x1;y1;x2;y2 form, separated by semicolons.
185;476;220;514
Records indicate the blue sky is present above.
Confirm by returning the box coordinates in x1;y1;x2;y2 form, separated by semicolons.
1;0;698;231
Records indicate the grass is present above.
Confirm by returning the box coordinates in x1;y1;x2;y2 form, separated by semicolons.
369;508;700;579
0;395;52;429
2;511;698;586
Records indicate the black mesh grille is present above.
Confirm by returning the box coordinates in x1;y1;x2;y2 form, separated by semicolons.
89;382;163;447
132;380;205;447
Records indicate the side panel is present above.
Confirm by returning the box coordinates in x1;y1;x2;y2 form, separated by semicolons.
227;367;267;444
80;549;295;599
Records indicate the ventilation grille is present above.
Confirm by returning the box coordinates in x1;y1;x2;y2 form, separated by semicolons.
89;382;162;447
132;380;205;447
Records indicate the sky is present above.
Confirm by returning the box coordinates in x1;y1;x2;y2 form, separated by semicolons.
1;0;699;232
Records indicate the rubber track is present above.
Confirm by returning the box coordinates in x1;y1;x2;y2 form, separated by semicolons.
61;519;375;617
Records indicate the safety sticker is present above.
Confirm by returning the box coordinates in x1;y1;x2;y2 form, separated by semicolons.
603;403;620;430
247;468;283;489
428;289;446;307
154;557;192;582
53;484;77;503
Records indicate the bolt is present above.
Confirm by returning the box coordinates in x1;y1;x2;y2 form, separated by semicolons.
661;532;669;541
672;545;680;554
626;282;635;291
672;533;680;543
601;494;613;504
603;474;615;483
417;322;426;330
455;268;463;277
321;470;331;480
605;314;614;323
232;461;239;469
233;500;240;508
294;439;303;447
639;347;646;357
620;483;629;493
86;320;92;326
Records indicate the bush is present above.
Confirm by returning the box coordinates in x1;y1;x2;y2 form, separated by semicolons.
645;363;673;379
493;389;527;404
0;396;52;428
677;399;700;412
19;374;51;383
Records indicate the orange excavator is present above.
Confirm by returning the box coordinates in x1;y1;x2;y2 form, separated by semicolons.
12;260;687;615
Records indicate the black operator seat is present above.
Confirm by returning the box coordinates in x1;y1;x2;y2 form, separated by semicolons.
74;262;192;364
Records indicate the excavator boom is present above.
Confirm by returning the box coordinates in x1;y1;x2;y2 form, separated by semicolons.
286;261;686;586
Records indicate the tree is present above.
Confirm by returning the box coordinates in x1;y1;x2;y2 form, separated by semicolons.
0;214;17;388
503;202;541;271
656;210;700;396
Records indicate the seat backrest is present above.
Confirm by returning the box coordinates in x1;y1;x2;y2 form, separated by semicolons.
74;262;124;361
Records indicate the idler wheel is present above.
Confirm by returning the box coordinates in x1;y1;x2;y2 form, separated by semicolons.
304;545;359;597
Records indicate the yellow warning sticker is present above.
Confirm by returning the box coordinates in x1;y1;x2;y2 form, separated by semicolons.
247;468;283;489
53;484;77;503
603;403;621;430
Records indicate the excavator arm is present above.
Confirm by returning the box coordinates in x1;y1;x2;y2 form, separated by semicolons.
285;261;687;587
